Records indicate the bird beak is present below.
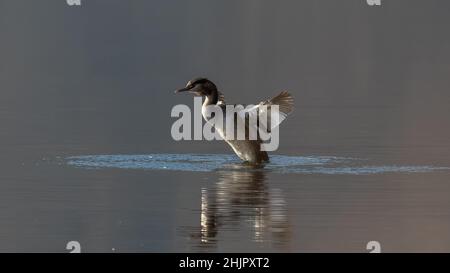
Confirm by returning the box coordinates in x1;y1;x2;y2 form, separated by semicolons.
175;87;190;93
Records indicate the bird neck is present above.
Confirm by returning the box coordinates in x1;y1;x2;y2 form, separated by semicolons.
203;90;219;106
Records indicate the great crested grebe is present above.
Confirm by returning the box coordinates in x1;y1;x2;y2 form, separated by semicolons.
175;78;294;164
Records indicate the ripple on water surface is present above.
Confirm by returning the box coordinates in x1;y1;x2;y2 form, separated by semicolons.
65;154;450;175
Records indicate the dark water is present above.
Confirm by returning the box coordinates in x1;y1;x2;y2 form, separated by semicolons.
1;0;450;252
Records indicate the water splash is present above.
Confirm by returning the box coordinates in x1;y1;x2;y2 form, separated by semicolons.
65;153;449;175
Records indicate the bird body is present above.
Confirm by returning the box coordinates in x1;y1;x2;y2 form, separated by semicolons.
200;91;270;163
176;78;294;164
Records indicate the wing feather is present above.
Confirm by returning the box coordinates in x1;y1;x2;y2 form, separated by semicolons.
237;91;294;132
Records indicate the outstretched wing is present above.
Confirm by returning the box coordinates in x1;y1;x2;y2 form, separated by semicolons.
238;91;294;132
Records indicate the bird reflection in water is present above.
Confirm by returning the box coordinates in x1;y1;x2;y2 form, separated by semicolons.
192;165;291;250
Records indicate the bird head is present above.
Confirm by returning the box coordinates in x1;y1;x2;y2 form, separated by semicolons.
175;78;217;97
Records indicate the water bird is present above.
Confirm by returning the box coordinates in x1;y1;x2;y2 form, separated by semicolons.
175;78;294;164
